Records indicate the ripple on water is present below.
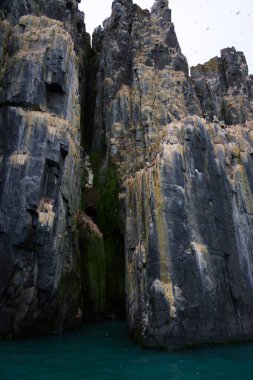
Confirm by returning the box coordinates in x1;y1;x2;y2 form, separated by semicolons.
0;321;253;380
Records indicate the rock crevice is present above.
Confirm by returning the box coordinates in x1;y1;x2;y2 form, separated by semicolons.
1;0;253;350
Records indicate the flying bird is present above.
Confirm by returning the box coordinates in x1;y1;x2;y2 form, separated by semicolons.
235;11;241;15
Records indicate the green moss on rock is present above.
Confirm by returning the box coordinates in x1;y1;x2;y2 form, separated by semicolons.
77;212;106;320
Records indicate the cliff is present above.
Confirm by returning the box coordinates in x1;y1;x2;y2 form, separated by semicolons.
191;47;253;125
1;0;253;350
90;0;253;349
0;0;90;337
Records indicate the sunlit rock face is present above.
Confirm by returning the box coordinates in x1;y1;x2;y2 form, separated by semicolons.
0;0;86;48
91;0;253;348
125;117;253;348
92;0;201;177
0;3;85;337
191;47;253;125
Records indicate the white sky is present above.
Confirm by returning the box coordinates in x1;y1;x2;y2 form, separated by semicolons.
80;0;253;74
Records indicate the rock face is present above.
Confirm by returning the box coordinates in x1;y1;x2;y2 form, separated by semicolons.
92;0;201;174
0;0;86;47
191;47;253;125
126;117;253;348
90;0;253;348
89;1;202;316
0;0;88;337
1;0;253;349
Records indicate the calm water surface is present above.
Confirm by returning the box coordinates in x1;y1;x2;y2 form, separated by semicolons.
0;321;252;380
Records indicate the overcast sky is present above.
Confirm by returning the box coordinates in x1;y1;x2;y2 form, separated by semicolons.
80;0;253;73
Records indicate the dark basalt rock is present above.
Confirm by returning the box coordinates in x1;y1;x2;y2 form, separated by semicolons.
0;0;85;46
125;116;253;349
0;1;89;338
88;0;253;349
191;47;253;125
1;0;253;349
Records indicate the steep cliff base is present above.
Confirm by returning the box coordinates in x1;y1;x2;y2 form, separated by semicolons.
0;10;85;338
125;116;253;349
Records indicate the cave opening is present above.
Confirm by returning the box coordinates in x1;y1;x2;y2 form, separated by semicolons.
80;162;126;322
46;82;64;94
46;82;65;115
103;230;125;320
80;205;126;321
85;206;97;223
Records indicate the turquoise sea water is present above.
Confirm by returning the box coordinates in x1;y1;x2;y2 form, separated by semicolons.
0;321;253;380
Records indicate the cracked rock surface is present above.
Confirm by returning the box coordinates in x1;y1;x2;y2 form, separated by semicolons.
91;0;253;348
0;0;88;338
1;0;253;348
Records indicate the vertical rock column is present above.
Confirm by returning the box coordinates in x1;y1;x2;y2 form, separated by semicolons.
0;15;83;337
91;0;253;348
87;0;201;318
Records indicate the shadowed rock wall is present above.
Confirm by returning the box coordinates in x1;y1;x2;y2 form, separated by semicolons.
0;1;89;338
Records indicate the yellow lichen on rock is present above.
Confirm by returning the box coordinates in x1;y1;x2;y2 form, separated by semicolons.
10;152;28;166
